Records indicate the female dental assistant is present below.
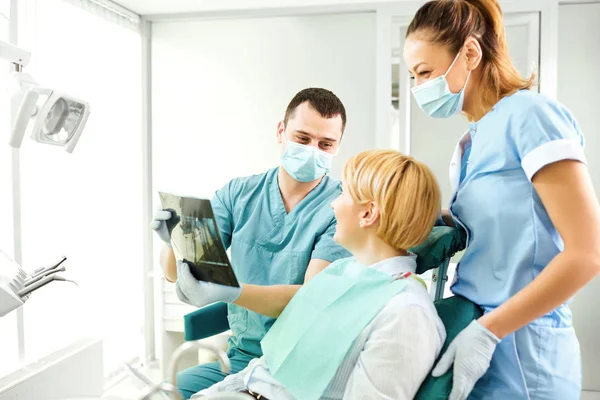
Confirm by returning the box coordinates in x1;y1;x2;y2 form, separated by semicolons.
403;1;600;399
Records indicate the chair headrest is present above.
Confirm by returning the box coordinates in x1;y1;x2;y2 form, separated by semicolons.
410;226;467;275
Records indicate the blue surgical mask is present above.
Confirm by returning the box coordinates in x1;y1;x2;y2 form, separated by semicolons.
411;50;471;118
280;137;335;183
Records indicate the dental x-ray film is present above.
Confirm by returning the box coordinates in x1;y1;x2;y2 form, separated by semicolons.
159;192;239;288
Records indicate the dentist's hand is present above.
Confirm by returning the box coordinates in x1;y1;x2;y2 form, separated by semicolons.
431;320;500;400
175;260;242;308
149;208;180;246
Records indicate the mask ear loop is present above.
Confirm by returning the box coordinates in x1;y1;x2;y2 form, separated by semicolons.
444;46;472;93
443;47;465;78
462;69;472;92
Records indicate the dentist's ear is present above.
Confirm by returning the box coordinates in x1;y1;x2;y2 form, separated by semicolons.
277;121;286;143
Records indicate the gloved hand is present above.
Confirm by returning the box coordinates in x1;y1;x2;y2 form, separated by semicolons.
431;319;500;400
149;208;180;247
175;260;242;308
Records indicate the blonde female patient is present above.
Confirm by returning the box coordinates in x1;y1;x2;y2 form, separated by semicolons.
194;150;446;400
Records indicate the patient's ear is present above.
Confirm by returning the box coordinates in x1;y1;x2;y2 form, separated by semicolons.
360;201;380;228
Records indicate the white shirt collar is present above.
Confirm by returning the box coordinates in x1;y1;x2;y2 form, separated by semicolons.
369;253;417;277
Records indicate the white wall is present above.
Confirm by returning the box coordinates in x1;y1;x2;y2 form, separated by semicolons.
151;12;376;198
557;2;600;392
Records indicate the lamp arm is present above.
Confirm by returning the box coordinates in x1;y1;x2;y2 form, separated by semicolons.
0;40;31;67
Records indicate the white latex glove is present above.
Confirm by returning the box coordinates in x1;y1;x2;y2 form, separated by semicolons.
175;260;242;308
149;209;179;247
431;319;500;400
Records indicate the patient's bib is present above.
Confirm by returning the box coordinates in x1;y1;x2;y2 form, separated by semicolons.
260;257;409;400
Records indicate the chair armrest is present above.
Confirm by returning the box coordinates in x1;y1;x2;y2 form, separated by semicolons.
411;226;467;275
183;302;229;341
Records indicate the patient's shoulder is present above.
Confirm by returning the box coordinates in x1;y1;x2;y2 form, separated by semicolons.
386;277;434;309
376;279;446;343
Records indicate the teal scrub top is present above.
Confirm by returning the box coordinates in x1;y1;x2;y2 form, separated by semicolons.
211;167;351;357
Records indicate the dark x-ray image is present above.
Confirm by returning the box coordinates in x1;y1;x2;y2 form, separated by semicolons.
159;192;240;288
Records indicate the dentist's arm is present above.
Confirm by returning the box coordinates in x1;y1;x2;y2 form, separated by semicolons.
235;219;351;318
234;258;330;318
150;209;179;282
177;258;330;318
160;244;177;283
232;220;350;318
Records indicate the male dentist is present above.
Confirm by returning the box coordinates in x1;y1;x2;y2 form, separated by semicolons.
151;88;351;399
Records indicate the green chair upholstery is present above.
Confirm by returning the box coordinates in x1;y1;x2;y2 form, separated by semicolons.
183;301;229;341
411;225;467;275
415;295;483;399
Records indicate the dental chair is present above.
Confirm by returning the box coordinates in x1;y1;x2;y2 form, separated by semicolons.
182;226;482;399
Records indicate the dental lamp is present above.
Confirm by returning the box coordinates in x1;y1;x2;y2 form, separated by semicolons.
0;40;86;318
1;39;90;153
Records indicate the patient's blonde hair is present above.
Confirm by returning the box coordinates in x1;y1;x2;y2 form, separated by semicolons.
343;150;441;250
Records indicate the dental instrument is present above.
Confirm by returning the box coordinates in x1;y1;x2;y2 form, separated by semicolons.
0;251;76;317
25;255;67;282
18;274;76;297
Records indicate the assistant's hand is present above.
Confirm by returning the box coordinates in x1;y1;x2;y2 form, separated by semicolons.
175;260;242;308
431;320;500;400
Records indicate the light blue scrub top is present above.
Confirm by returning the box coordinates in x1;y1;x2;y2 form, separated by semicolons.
211;167;351;358
448;90;586;399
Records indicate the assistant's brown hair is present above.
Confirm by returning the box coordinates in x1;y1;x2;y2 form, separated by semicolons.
407;0;535;110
